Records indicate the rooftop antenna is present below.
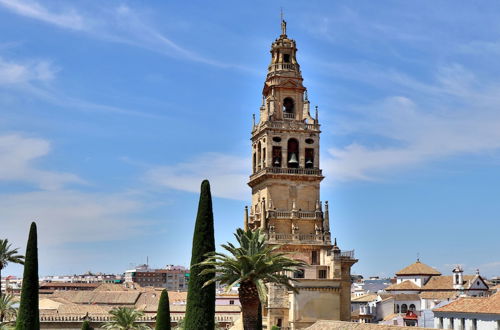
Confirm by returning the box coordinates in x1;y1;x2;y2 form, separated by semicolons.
417;252;420;262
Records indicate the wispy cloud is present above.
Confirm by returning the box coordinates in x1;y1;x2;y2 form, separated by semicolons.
0;55;165;119
322;64;500;182
0;0;84;30
0;1;250;70
145;153;250;200
0;133;83;190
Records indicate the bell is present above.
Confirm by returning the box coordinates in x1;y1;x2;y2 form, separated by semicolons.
306;159;313;165
288;153;298;164
274;158;281;166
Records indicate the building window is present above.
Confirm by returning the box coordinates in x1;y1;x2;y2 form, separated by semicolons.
409;304;416;311
318;269;327;279
293;269;304;279
229;300;234;305
472;319;477;330
283;97;294;113
311;251;319;265
460;318;465;330
450;318;454;329
395;304;400;313
401;304;408;313
283;54;290;63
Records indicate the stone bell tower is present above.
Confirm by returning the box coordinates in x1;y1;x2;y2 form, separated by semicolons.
244;20;358;329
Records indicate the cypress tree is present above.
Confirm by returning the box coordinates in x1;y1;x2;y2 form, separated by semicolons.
81;320;92;330
184;180;216;330
15;222;39;330
155;289;171;330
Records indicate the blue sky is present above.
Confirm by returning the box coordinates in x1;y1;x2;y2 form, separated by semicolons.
1;0;500;279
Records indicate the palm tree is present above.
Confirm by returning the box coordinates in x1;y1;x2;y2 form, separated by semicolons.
0;240;24;298
102;307;151;330
197;228;307;330
0;294;17;323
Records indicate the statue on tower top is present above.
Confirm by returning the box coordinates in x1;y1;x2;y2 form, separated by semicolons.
281;19;287;36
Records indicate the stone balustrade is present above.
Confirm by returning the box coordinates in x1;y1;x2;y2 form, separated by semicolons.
254;120;320;133
268;63;298;71
250;166;323;181
267;232;327;244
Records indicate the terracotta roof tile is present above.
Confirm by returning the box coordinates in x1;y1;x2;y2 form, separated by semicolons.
434;292;500;315
395;261;441;276
419;291;458;300
385;281;421;291
422;275;485;291
351;293;378;303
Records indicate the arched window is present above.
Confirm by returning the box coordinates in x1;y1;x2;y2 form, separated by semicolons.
401;304;408;313
287;139;299;168
253;153;256;173
305;148;314;168
257;141;262;170
395;304;400;313
409;304;416;311
272;146;282;167
283;97;294;113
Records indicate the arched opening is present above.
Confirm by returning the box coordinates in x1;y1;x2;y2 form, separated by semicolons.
305;148;314;168
287;138;299;168
253;153;256;173
257;141;261;170
283;97;294;114
283;54;290;63
401;304;408;313
272;146;282;167
409;304;416;311
395;304;400;313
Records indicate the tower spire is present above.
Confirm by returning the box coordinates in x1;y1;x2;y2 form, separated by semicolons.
281;8;287;36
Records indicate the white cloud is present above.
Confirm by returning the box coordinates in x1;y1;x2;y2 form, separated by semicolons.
0;56;58;85
322;65;500;182
146;153;250;200
0;134;83;190
0;190;145;247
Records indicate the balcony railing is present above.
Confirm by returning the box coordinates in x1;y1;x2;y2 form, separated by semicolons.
283;112;295;119
267;233;327;244
269;210;320;219
250;167;323;181
253;120;320;133
268;63;297;71
341;250;355;259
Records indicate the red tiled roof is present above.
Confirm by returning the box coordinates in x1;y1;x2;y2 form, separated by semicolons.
396;261;441;276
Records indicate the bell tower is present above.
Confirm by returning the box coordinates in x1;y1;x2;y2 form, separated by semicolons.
244;20;358;329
